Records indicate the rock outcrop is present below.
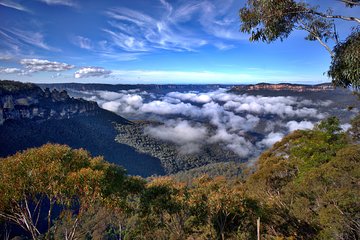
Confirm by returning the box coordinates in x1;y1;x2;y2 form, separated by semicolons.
0;80;99;125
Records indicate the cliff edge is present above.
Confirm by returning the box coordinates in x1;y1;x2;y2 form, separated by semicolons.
0;80;99;125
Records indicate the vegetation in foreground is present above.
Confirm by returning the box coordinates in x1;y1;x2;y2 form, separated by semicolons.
0;116;359;240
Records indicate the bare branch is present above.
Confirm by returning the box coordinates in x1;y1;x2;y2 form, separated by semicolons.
310;9;360;24
338;0;360;6
315;36;336;57
34;198;43;227
297;20;335;57
65;217;79;240
48;199;56;231
333;24;340;45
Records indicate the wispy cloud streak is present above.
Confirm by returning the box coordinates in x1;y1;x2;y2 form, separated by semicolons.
36;0;78;7
0;27;58;51
103;0;244;53
0;0;30;12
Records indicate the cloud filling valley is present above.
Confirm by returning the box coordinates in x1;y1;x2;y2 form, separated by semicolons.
74;87;348;159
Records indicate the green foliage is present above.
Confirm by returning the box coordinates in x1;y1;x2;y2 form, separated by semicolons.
0;80;39;94
349;113;360;141
0;144;130;239
115;122;241;174
245;117;359;239
1;117;359;239
239;1;360;89
239;0;340;44
317;116;342;134
240;0;304;42
171;161;244;183
285;144;360;239
328;30;360;90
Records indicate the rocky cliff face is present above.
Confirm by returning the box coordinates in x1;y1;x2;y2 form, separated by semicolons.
0;80;99;125
232;83;334;92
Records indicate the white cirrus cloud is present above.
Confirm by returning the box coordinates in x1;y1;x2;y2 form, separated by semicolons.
103;0;244;53
20;58;75;73
36;0;77;7
74;67;112;78
72;36;92;50
0;28;58;52
0;0;30;12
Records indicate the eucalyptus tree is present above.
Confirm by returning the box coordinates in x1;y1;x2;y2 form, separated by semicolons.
0;144;131;239
239;0;360;89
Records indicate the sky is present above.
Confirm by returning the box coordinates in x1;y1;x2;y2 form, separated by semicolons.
0;0;358;84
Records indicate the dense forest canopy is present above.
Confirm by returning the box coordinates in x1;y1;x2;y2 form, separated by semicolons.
239;0;360;90
1;117;359;239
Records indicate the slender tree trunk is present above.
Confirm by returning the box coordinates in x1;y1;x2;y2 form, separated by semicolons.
257;217;261;240
118;222;122;240
48;200;54;231
65;217;79;240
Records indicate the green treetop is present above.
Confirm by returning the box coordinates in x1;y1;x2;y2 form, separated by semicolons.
239;0;360;90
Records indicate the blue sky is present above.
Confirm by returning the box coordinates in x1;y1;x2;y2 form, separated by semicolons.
0;0;358;84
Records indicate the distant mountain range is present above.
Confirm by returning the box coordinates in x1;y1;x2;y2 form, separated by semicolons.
38;82;336;92
231;82;334;92
38;82;231;93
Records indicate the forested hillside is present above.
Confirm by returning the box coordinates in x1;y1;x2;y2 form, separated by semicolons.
115;121;242;174
1;116;359;239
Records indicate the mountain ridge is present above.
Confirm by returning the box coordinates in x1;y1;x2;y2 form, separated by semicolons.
0;80;164;176
231;82;334;92
0;80;112;125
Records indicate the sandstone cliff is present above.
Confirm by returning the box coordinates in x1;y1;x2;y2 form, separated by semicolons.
231;83;334;92
0;80;99;125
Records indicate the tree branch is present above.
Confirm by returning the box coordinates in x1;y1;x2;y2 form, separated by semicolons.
297;20;335;57
66;217;79;240
34;197;44;227
314;36;336;57
310;9;360;24
48;199;55;232
338;0;360;6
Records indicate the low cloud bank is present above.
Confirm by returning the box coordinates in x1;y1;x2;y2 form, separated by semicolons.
286;120;314;132
77;88;337;158
144;120;208;154
258;132;285;148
